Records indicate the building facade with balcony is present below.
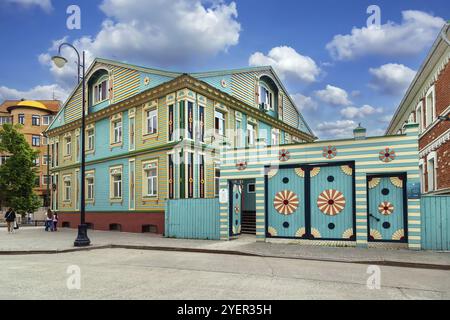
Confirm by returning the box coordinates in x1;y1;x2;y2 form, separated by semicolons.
45;58;315;233
387;25;450;195
0;99;60;212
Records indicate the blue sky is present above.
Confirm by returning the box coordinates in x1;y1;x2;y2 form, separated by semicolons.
0;0;448;139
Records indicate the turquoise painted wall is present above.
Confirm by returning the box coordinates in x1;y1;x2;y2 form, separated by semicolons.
242;179;256;212
421;196;450;250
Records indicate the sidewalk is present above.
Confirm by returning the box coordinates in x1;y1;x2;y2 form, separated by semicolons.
1;227;449;269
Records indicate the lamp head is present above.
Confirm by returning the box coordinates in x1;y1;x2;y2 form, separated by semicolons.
51;55;68;68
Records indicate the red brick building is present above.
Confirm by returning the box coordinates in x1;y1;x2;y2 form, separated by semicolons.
387;24;450;195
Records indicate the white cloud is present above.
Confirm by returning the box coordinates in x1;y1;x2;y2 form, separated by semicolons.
369;63;416;95
315;85;351;106
326;10;445;60
340;104;383;119
0;84;69;102
291;93;318;112
249;46;320;83
4;0;52;12
39;0;241;88
314;120;357;139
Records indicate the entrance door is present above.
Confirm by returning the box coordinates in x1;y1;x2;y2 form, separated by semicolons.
367;175;407;242
229;180;243;236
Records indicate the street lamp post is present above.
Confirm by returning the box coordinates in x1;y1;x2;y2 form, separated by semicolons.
52;43;90;247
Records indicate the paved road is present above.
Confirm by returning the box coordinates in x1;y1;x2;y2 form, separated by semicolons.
1;249;449;299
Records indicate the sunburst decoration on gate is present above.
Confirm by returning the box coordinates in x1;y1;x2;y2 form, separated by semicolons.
369;229;382;240
266;167;278;179
392;229;405;241
274;190;299;215
295;167;320;178
379;148;396;163
342;228;354;240
310;228;321;239
317;189;346;216
267;226;278;237
390;176;404;188
368;177;381;189
278;149;290;162
236;161;247;171
341;165;353;176
295;227;306;238
323;146;337;159
378;201;394;215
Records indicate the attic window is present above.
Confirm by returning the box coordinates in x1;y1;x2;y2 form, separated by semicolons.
93;75;109;105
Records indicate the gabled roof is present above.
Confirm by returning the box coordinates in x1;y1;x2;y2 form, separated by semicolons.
386;23;450;134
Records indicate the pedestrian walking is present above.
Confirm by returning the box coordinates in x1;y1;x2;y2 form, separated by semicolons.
45;209;53;232
52;212;59;231
4;208;16;234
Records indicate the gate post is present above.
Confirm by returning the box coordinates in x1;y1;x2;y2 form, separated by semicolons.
255;175;266;242
355;168;369;248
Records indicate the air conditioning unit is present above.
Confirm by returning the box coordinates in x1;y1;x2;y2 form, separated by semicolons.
259;103;269;112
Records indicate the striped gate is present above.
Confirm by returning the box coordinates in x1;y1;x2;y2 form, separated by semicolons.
266;163;355;240
367;174;407;242
229;180;243;236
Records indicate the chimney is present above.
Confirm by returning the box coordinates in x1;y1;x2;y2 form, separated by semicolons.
353;123;366;140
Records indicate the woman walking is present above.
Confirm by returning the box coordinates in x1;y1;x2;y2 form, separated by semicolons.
52;212;59;232
45;209;53;232
4;208;16;234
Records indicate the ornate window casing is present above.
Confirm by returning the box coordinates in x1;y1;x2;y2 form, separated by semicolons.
142;160;158;198
415;101;424;133
425;85;436;128
85;170;95;204
63;133;72;157
129;159;135;210
63;174;72;203
128;108;136;151
246;119;257;147
86;124;95;154
109;166;123;202
75;129;80;162
259;83;274;111
142;101;158;138
110;113;123;147
92;74;109;105
426;151;437;192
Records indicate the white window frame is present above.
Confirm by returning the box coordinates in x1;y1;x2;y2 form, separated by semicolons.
64;136;72;156
18;114;25;125
427;152;437;192
42;115;53;126
32;135;40;147
42;154;51;165
143;160;158;198
235;119;242;148
418;159;425;193
87;127;95;152
247;123;256;146
214;110;225;136
271;128;280;146
113;120;122;144
259;84;274;110
425;85;435;128
42;174;50;186
92;75;109;105
110;166;123;200
31;115;40;126
247;183;256;194
63;175;72;202
145;109;158;135
85;171;95;202
415;101;423;133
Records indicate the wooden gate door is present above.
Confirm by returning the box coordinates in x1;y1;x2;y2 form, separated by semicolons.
229;180;243;236
367;175;407;242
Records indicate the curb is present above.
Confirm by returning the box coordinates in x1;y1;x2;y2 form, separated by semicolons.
1;244;449;271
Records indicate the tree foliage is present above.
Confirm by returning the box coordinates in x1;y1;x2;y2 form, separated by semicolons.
0;123;40;215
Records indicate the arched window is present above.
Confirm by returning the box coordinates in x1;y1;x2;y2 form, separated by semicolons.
88;69;110;107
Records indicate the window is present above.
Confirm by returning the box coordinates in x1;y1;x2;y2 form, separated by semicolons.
0;155;10;165
93;77;109;104
42;154;51;165
144;162;158;197
18;114;25;125
271;128;279;146
425;86;435;128
259;85;273;110
33;156;40;166
32;135;40;147
427;152;437;192
247;123;255;146
32;115;40;126
64;136;72;156
0;116;12;124
110;167;122;199
247;183;256;193
87;128;95;151
76;135;80;160
42;136;48;146
86;174;95;201
214;163;220;197
113;119;122;144
34;176;40;187
416;102;423;133
235;120;242;147
42;115;53;125
42;175;50;185
64;177;71;201
419;160;425;193
214;111;225;136
145;109;157;135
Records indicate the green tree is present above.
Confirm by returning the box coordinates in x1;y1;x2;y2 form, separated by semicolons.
0;123;40;216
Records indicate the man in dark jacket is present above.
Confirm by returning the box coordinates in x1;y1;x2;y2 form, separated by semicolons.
4;208;16;234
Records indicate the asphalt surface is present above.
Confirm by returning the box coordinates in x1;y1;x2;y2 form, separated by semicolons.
1;249;449;299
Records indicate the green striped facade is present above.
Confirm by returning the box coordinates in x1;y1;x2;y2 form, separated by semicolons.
219;123;422;249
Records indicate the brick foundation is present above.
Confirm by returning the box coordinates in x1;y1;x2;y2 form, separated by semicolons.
57;212;165;234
